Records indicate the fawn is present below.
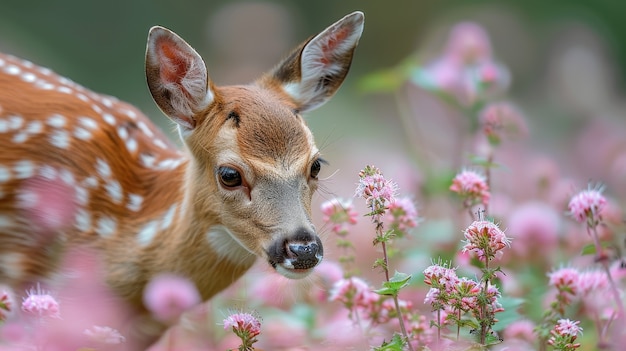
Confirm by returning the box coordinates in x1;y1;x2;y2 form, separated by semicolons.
0;12;364;311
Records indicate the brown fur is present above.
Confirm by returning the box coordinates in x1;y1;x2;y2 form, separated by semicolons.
0;12;364;333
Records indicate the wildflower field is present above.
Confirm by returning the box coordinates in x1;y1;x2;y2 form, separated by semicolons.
1;2;626;351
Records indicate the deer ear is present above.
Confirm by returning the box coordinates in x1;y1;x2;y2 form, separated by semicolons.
145;26;214;135
265;11;364;113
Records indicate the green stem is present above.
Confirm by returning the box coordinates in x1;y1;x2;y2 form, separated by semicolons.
588;225;624;318
378;225;414;351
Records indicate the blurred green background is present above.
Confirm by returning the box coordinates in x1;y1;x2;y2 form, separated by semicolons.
2;0;624;116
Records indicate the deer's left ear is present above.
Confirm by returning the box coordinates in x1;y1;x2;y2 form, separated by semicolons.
263;11;364;113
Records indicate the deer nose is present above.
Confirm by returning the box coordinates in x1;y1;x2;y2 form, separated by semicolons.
287;242;320;269
267;228;324;278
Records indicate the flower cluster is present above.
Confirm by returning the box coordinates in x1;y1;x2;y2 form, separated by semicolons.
450;170;491;208
567;185;607;226
21;284;60;319
547;319;583;350
411;22;510;107
461;220;510;261
320;198;358;236
386;196;419;236
479;102;528;145
143;273;201;323
223;311;262;351
355;165;398;221
0;289;13;321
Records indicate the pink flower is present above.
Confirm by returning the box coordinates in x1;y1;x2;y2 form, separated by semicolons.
548;319;582;350
83;325;126;344
503;319;536;342
568;185;607;225
223;312;262;337
223;311;262;350
21;284;60;319
355;165;397;221
143;274;201;323
0;288;14;321
386;196;420;235
329;276;379;310
462;220;510;261
548;267;580;296
320;198;358;235
479;102;527;145
450;170;490;207
444;22;493;65
423;263;459;292
576;269;609;297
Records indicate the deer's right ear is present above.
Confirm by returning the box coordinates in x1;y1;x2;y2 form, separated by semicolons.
145;26;214;135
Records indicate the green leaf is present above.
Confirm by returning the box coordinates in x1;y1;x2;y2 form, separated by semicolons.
372;333;406;351
580;242;610;256
374;271;412;296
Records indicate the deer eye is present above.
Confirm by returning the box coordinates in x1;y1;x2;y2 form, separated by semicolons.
310;159;322;179
217;166;242;189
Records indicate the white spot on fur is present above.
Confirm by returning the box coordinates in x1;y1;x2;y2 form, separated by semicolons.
57;86;73;95
8;116;23;130
0;165;10;182
161;204;177;230
91;104;103;115
96;216;117;237
4;65;20;75
59;169;75;185
78;117;99;130
154;139;167;150
75;209;91;231
16;190;38;208
83;176;98;188
39;165;57;180
127;194;143;212
104;180;123;204
205;225;256;264
137;121;154;138
74;186;89;205
21;72;37;83
96;158;111;179
137;220;159;246
14;160;35;179
25;121;43;134
101;98;114;108
103;113;116;125
0;119;8;133
123;109;137;120
73;127;92;140
116;126;128;140
47;114;66;128
50;130;70;149
139;153;156;168
76;93;89;103
12;133;28;143
125;138;137;153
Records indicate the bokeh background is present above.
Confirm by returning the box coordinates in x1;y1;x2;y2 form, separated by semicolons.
3;1;626;349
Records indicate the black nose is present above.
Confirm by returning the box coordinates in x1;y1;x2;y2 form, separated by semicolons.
267;228;324;271
287;242;320;268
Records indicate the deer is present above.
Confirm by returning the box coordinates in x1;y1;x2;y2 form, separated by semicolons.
0;10;364;323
